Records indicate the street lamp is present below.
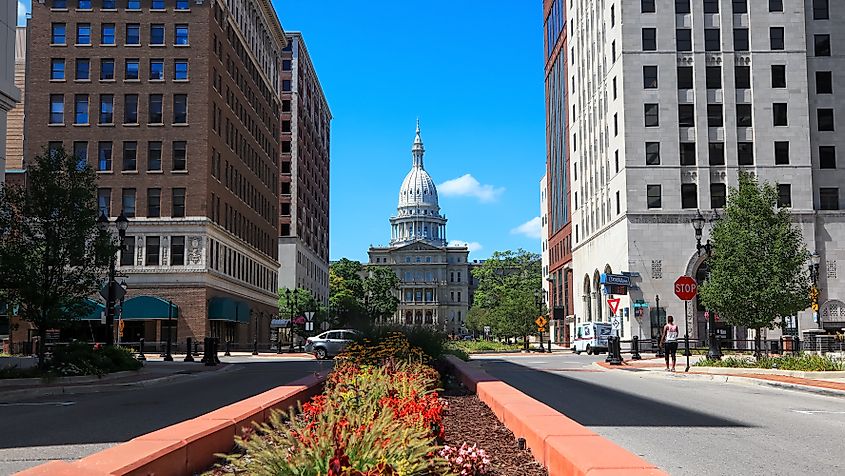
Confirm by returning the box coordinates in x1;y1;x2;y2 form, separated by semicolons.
97;211;129;347
533;289;545;353
810;251;821;328
691;210;720;360
285;288;298;353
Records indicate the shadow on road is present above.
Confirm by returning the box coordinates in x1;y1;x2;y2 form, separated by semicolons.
478;360;749;428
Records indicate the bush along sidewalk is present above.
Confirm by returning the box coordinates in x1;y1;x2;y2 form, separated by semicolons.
695;354;845;372
207;333;497;476
0;342;142;379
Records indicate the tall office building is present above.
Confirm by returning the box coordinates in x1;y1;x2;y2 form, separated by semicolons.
278;32;331;305
564;0;844;343
0;3;22;184
544;0;575;346
25;0;285;348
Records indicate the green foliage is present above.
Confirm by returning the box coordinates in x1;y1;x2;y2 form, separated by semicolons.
696;354;845;371
0;343;141;379
364;266;400;324
350;325;448;362
468;249;543;343
328;259;401;328
447;340;523;353
698;172;810;353
0;147;113;367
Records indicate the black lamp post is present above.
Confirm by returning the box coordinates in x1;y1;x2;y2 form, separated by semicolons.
692;210;721;360
810;251;821;328
163;299;174;361
97;211;129;347
285;288;298;353
533;289;545;353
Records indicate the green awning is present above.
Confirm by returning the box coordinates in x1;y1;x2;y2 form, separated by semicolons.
122;295;178;320
208;297;250;323
77;298;106;321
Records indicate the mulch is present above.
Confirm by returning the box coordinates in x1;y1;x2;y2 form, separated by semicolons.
441;390;548;476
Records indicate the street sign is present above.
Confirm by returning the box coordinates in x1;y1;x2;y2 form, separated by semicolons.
538;327;546;333
612;316;621;331
118;319;125;337
600;273;632;287
483;326;491;335
321;321;331;331
674;276;697;301
305;311;315;322
607;298;621;315
99;281;126;302
535;316;548;328
305;322;314;332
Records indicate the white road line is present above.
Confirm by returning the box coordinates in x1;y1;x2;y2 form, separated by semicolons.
0;401;76;407
791;410;845;415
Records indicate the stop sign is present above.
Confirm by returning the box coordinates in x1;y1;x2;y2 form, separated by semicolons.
674;276;697;301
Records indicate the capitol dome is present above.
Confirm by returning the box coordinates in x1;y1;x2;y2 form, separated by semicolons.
397;123;440;211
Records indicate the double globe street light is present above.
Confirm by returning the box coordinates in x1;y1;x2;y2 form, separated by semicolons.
97;212;129;347
691;209;722;360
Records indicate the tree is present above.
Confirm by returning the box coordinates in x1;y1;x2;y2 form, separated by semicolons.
470;249;542;349
0;147;112;367
698;172;810;357
364;266;399;324
329;258;366;326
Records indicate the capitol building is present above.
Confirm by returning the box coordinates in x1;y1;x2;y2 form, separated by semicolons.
368;122;476;334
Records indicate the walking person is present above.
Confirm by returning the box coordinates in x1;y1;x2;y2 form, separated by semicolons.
660;315;679;372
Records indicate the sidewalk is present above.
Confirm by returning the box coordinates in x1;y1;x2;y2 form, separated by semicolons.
597;357;845;397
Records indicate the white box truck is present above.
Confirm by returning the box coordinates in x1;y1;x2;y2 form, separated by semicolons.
572;322;613;355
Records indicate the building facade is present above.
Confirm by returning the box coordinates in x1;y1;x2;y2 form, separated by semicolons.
543;0;575;346
4;26;26;174
0;3;22;184
368;123;474;334
25;0;286;348
564;0;845;345
278;32;331;305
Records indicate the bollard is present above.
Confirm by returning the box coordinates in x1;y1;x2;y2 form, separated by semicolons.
252;338;258;356
184;337;194;362
202;337;213;366
137;338;146;361
609;336;623;365
605;337;614;362
213;338;221;364
631;336;642;360
224;339;231;357
193;340;200;357
794;336;801;356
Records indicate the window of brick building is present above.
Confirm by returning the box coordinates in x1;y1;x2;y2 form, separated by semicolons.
124;94;138;123
145;237;160;265
51;59;65;80
122;188;136;218
74;94;88;125
49;94;64;124
98;142;112;171
171;237;185;265
172;141;187;170
76;58;90;80
97;188;111;216
149;94;163;124
100;59;114;81
99;94;114;124
173;95;187;124
126;24;140;45
124;59;139;80
148;141;162;171
147;188;161;217
101;23;115;45
172;188;186;217
816;71;832;94
150;24;165;45
51;23;66;44
815;35;831;56
76;23;91;45
120;237;135;266
122;141;137;171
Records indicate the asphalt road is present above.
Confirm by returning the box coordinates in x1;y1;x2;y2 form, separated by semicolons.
474;353;845;476
0;357;328;475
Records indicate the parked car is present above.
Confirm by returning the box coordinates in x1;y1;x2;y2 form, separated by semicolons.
304;329;360;359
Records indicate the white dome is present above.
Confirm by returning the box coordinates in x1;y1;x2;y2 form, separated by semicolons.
398;166;439;210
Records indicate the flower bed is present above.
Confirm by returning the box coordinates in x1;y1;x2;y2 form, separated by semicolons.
208;333;544;475
695;354;845;371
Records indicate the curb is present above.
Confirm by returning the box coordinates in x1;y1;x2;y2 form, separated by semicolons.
0;365;234;402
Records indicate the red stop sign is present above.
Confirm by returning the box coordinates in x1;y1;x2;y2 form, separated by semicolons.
674;276;698;301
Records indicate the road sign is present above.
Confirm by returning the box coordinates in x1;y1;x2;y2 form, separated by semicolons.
612;316;621;330
607;298;621;315
99;281;126;302
600;273;632;286
483;326;491;335
537;327;546;333
118;319;125;337
321;321;331;331
305;322;314;332
305;311;315;322
535;316;548;328
674;276;698;301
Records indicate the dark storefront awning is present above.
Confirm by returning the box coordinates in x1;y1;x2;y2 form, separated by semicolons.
122;296;179;320
77;298;106;321
208;297;250;324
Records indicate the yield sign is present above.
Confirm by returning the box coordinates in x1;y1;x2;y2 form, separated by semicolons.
607;298;621;315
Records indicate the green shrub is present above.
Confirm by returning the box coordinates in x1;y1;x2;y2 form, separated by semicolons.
447;340;522;354
351;324;448;361
50;342;142;376
695;354;845;371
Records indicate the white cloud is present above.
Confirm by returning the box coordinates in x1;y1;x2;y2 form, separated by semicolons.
511;217;543;240
438;174;504;203
449;240;483;253
17;1;28;26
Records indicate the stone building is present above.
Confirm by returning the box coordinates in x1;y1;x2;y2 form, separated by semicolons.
0;3;22;184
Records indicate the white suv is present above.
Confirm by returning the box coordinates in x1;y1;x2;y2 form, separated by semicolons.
304;329;359;359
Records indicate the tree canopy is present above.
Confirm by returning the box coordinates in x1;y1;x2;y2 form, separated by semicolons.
327;258;400;328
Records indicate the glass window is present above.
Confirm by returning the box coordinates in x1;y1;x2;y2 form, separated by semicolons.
677;66;693;89
97;141;113;171
645;142;660;165
644;103;659;127
732;0;747;14
704;0;719;13
678;104;695;127
706;66;721;89
676;29;692;51
736;104;753;127
122;189;136;218
173;95;187;124
74;94;88;124
126;24;140;45
51;23;66;44
102;0;116;8
773;103;788;126
176;0;189;10
775;141;790;165
172;141;187;170
820;146;836;169
738;142;754;165
147;188;161;217
282;80;291;92
148;142;162;171
680;143;696;166
642;28;657;51
647;185;662;209
675;0;690;14
771;65;786;88
75;58;90;80
770;27;785;50
175;25;189;45
49;94;64;124
735;66;751;89
127;0;140;9
77;0;91;8
814;0;830;20
50;59;65;80
99;94;114;124
124;59;139;80
122;141;137;171
171;237;186;266
120;237;135;266
149;94;163;124
769;0;783;12
149;59;164;80
76;23;91;45
172;188;186;217
816;71;832;94
707;104;723;127
151;0;164;9
53;0;68;8
145;236;160;265
819;188;839;210
150;24;165;45
709;142;725;165
641;0;655;13
711;183;727;208
97;188;111;216
101;24;115;45
124;94;138;123
282;59;292;71
734;29;749;51
643;66;658;88
704;29;720;51
681;184;698;209
73;141;88;168
815;35;831;56
174;60;188;80
777;184;792;208
100;58;114;80
818;109;835;131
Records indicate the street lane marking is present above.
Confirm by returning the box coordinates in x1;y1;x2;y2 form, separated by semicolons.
792;410;845;415
0;401;76;407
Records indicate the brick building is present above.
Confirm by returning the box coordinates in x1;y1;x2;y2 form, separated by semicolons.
1;3;22;184
278;32;331;305
24;0;286;349
3;26;25;174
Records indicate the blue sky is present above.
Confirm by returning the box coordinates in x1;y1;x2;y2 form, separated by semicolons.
17;1;547;262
